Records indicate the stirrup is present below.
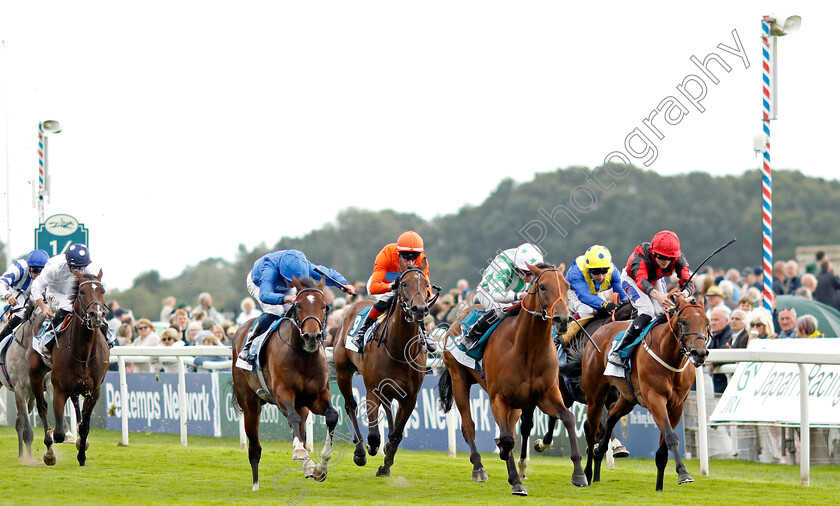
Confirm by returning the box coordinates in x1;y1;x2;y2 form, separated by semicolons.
608;352;623;367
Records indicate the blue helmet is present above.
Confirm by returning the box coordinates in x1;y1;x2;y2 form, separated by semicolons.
65;243;92;267
26;249;49;268
278;252;309;282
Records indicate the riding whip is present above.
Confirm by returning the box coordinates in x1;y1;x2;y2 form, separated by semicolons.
313;267;351;293
686;237;737;285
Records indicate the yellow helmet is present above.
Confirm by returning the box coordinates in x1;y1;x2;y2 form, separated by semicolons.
584;245;612;270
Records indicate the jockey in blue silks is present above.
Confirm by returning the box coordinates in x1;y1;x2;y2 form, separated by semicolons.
0;249;49;343
235;249;355;370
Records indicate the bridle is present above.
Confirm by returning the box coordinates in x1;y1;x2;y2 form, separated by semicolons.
287;287;329;343
73;280;107;331
521;268;566;320
396;268;439;323
642;303;710;372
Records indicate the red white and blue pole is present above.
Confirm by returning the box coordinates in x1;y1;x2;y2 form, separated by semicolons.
37;122;46;224
761;17;774;312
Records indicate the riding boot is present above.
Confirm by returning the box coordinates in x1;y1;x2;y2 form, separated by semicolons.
237;319;264;362
462;309;500;348
353;314;376;349
0;315;22;341
560;315;594;349
39;309;69;358
608;313;652;369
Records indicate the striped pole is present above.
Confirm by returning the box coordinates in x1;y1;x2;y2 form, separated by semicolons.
761;18;773;312
37;122;45;224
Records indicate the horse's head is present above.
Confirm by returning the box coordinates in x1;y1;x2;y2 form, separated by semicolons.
72;269;107;331
290;277;329;353
525;263;570;334
396;258;431;324
669;295;711;367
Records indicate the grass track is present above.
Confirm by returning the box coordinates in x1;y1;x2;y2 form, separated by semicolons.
1;426;838;505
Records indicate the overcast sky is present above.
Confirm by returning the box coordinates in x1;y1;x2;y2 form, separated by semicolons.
1;2;834;290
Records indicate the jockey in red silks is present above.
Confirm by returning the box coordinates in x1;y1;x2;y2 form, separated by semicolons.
610;230;695;370
352;231;434;351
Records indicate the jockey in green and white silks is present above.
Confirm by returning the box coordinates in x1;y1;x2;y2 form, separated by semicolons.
462;243;543;347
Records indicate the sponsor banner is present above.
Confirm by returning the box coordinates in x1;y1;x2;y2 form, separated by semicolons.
710;339;840;426
219;373;681;457
103;372;218;436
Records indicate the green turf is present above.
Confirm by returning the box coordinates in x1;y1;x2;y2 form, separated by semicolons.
0;426;838;505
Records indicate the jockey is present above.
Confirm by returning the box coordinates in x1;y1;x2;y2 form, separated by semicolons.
461;243;543;347
560;245;628;346
352;231;433;351
610;230;695;370
236;249;355;371
0;249;49;342
30;244;117;357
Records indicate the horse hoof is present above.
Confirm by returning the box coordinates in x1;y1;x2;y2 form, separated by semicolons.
678;473;695;485
367;444;378;457
375;466;390;477
533;440;552;453
572;473;589;487
353;453;367;467
53;432;65;444
613;445;630;458
76;439;89;451
472;468;488;483
312;464;328;482
43;449;56;467
511;484;528;496
64;433;76;444
252;482;260;492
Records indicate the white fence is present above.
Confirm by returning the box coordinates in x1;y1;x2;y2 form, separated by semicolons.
698;344;840;487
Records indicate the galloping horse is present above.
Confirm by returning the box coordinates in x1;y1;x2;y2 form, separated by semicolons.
30;270;110;466
578;293;709;490
527;301;635;458
232;277;338;491
333;259;432;477
439;263;588;496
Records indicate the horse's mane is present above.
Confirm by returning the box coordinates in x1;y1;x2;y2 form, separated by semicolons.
534;262;556;270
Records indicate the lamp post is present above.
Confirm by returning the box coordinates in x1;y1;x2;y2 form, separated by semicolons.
37;120;62;225
760;14;800;312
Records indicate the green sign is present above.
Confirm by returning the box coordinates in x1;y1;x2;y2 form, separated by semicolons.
35;214;89;255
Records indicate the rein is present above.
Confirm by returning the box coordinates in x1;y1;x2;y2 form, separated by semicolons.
278;287;329;352
66;279;107;364
376;268;431;365
521;269;565;320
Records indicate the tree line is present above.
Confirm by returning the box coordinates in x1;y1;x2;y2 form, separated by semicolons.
105;166;840;320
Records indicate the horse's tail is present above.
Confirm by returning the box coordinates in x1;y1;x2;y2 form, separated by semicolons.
227;377;243;415
438;368;454;413
559;336;585;393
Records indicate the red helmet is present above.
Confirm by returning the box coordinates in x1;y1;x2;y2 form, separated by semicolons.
396;231;424;252
651;230;681;258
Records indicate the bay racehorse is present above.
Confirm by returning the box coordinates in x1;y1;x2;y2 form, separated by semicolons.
578;293;709;490
30;270;109;466
526;301;635;460
232;277;338;491
333;258;433;477
438;263;588;496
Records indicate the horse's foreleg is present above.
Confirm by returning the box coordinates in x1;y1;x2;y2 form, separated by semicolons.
376;394;417;477
14;393;34;460
363;392;382;458
534;415;557;453
76;390;97;466
336;370;367;467
667;403;693;486
310;390;340;482
539;387;587;487
490;395;526;495
646;395;692;490
518;407;535;480
31;370;55;465
51;388;68;444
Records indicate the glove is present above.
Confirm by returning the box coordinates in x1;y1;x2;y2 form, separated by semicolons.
601;301;618;313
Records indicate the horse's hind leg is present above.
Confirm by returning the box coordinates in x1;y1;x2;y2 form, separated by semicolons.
31;368;55;466
451;370;486;482
596;395;634;483
376;394;417;477
240;392;263;491
76;390;97;466
336;369;367;466
518;407;535;480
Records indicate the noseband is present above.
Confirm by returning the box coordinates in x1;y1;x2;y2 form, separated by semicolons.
288;287;329;342
73;280;107;331
521;269;565;320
